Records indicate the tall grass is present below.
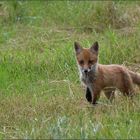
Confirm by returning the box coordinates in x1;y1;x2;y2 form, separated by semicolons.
1;1;140;29
0;1;140;139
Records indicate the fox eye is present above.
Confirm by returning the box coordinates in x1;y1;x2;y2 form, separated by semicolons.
89;60;94;64
79;60;84;65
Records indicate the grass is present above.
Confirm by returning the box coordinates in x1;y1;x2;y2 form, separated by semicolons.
0;1;140;139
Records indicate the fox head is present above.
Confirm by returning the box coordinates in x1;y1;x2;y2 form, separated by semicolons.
74;41;99;74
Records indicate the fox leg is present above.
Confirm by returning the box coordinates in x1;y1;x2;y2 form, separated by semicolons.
85;87;92;103
120;73;135;97
92;88;101;105
121;85;134;97
103;88;115;102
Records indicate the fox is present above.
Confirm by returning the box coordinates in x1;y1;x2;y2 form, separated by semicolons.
74;41;140;105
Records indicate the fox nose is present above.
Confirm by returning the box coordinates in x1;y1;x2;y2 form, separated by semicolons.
84;69;88;73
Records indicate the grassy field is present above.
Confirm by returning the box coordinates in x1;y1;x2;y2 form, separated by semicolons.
0;1;140;139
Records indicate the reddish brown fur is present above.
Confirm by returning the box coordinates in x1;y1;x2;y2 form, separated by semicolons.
74;42;140;104
77;49;97;70
92;64;135;103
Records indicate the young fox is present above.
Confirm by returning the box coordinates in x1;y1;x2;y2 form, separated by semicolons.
74;41;140;104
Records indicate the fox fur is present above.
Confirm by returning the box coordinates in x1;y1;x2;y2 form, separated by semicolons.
74;41;140;104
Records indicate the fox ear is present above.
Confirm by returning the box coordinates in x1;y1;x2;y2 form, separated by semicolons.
74;42;82;54
90;41;99;53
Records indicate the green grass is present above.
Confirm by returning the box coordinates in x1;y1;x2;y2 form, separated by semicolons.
0;1;140;139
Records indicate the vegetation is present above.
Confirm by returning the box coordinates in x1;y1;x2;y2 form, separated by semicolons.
0;1;140;139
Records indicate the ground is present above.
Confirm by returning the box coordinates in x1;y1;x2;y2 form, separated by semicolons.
0;1;140;139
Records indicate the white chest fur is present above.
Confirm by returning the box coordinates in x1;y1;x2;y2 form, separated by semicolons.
78;63;98;92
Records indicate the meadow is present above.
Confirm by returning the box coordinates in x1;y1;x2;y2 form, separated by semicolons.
0;1;140;139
